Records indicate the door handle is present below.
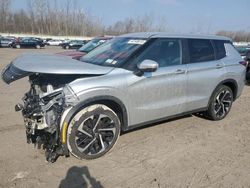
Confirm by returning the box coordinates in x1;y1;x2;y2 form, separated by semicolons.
216;64;223;69
174;69;186;74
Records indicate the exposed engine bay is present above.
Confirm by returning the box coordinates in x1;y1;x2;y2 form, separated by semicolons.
16;74;80;162
1;54;116;162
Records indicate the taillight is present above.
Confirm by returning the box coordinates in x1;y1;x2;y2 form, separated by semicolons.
239;61;248;67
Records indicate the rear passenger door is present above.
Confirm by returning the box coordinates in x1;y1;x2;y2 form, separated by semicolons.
28;39;37;47
185;39;226;111
20;39;29;48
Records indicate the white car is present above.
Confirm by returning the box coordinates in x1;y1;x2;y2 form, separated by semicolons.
46;39;63;46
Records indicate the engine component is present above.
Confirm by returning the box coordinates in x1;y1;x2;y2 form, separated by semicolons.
19;74;71;162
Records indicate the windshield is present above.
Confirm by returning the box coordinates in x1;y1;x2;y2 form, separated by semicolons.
78;39;108;53
80;37;147;67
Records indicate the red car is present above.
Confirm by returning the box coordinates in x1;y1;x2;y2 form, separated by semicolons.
56;37;113;60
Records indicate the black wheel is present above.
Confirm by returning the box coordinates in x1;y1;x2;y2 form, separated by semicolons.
67;104;120;160
36;44;41;49
206;85;233;120
65;45;69;49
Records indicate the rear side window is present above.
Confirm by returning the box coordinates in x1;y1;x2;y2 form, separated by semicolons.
214;40;226;59
188;39;215;63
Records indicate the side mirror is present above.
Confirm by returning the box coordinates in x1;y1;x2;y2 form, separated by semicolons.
137;59;159;73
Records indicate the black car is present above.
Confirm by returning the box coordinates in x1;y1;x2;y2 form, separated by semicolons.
235;46;250;84
245;50;250;84
11;38;45;49
61;40;88;49
235;46;250;59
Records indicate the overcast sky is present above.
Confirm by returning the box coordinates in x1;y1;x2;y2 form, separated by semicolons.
11;0;250;34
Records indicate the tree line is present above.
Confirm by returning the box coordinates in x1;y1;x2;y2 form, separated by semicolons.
0;0;168;37
216;30;250;42
0;0;249;41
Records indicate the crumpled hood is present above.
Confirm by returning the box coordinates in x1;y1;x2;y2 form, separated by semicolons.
1;54;114;84
56;50;86;57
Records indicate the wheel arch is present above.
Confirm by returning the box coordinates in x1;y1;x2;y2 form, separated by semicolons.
60;95;128;155
219;79;238;101
209;79;238;105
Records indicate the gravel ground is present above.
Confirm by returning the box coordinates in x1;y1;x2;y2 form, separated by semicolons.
0;47;250;188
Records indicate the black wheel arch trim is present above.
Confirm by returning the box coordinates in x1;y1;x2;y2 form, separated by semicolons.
218;79;238;100
207;79;238;109
60;95;128;155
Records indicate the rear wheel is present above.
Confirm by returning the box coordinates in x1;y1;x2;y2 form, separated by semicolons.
16;44;20;49
36;44;41;49
65;45;69;49
67;104;120;160
206;85;233;120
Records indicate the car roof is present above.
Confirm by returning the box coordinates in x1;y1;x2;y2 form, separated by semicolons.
119;32;231;41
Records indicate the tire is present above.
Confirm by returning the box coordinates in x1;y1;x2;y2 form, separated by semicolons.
16;44;20;49
65;45;69;49
67;104;121;160
36;44;41;49
205;85;233;120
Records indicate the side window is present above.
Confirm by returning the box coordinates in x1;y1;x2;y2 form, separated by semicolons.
214;40;226;59
23;39;29;43
188;39;215;63
136;38;181;68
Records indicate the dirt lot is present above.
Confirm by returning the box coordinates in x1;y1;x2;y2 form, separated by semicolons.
1;47;250;188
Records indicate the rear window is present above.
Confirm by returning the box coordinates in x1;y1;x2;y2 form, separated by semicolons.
214;40;226;59
188;39;215;63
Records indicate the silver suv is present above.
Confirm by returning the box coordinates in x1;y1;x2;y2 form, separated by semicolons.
1;32;246;162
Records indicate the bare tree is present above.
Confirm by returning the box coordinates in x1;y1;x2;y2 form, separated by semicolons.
1;0;250;40
216;30;250;42
0;0;11;32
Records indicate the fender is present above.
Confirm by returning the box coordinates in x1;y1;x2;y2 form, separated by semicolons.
60;95;128;155
216;79;238;100
207;78;238;110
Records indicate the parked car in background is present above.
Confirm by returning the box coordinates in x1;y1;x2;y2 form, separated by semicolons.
44;38;53;43
0;37;13;47
56;37;112;60
245;50;250;84
5;36;17;41
34;37;44;42
1;32;245;162
46;39;63;46
235;46;250;60
10;37;45;49
61;40;89;49
235;46;250;84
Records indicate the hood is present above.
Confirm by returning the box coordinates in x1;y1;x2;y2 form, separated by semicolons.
56;51;86;60
56;50;86;57
1;54;114;84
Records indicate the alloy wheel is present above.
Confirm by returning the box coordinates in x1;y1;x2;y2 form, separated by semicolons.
75;114;117;155
68;104;120;159
213;88;233;118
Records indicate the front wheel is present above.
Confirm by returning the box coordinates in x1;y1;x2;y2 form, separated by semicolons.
36;44;41;49
206;85;233;120
67;104;121;160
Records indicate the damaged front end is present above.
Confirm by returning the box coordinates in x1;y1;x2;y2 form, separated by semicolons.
17;74;77;162
1;54;113;162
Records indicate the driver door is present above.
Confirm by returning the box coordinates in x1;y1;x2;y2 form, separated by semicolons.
126;38;188;126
